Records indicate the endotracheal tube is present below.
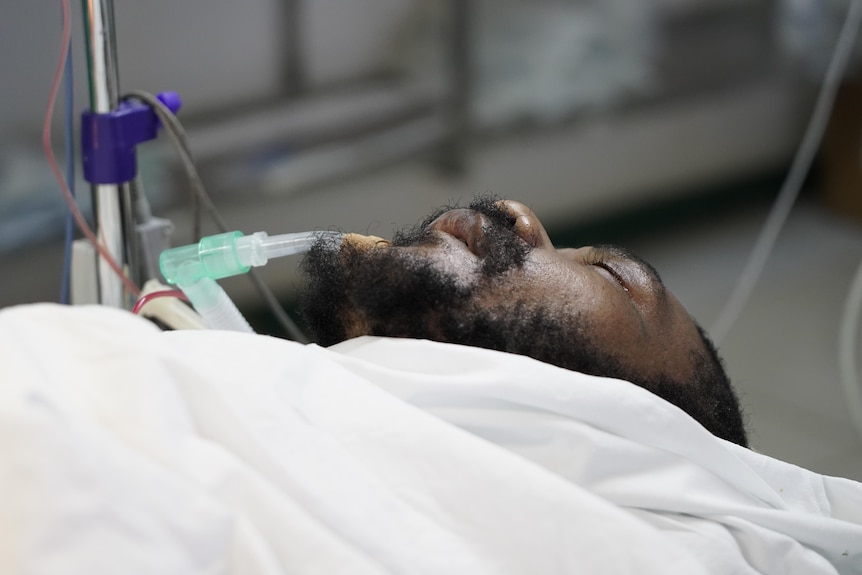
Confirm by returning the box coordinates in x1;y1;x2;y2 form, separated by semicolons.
159;231;342;333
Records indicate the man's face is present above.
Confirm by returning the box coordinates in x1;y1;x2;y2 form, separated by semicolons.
299;197;707;385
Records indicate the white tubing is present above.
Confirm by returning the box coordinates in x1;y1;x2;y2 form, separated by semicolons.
235;231;342;268
710;0;862;344
179;277;255;334
839;259;862;446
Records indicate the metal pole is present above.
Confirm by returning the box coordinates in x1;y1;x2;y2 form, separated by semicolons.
83;0;134;307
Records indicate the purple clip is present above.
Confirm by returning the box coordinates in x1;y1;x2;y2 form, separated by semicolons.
81;91;182;185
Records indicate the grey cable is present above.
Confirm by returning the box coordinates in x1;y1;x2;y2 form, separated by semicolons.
710;0;862;344
122;90;310;343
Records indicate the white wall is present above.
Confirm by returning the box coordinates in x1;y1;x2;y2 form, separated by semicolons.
304;0;418;85
0;0;419;139
1;1;279;136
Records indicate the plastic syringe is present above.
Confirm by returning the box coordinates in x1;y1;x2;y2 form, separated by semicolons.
159;231;341;333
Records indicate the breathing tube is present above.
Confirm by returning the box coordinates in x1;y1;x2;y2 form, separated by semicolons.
159;231;342;333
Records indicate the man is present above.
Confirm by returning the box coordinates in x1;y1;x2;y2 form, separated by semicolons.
299;196;748;447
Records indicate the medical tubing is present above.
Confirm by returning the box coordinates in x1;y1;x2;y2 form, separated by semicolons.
160;231;336;333
122;90;212;239
123;90;309;342
180;278;254;333
709;0;862;344
160;231;334;286
46;0;140;298
131;289;188;315
839;259;862;446
235;231;338;267
60;28;74;305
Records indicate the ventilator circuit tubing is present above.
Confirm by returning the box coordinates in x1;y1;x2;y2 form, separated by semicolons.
159;231;341;333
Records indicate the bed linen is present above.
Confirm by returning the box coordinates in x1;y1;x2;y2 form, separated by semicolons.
0;304;859;574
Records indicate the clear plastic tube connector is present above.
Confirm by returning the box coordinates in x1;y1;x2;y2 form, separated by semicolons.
235;231;339;268
158;230;341;334
159;230;341;286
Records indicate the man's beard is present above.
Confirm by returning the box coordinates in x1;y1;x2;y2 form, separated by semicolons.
299;204;625;380
298;196;531;347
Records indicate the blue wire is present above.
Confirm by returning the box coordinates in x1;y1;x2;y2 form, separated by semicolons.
60;36;75;305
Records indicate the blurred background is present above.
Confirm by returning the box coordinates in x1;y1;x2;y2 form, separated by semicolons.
2;0;862;479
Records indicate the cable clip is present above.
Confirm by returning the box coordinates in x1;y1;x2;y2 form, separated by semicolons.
80;91;182;184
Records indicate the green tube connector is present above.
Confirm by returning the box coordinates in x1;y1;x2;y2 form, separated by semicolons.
159;231;248;286
157;229;337;334
159;230;337;287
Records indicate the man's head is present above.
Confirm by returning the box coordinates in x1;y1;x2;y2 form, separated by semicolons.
299;197;748;446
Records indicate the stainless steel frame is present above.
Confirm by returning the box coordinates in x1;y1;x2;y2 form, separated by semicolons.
82;0;136;307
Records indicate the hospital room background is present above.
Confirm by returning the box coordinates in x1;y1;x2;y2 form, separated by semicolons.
1;0;862;482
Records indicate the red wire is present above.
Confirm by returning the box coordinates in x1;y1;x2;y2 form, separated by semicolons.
131;289;188;315
44;0;141;298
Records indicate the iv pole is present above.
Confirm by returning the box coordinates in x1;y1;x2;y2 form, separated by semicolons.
82;0;135;307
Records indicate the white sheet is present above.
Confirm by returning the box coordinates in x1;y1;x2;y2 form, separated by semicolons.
0;304;859;574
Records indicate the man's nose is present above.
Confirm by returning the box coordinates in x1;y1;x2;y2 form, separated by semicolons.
495;200;554;249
